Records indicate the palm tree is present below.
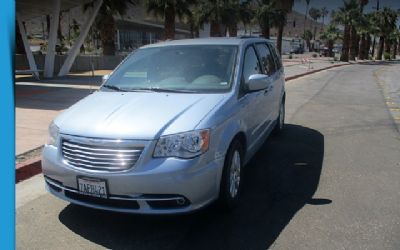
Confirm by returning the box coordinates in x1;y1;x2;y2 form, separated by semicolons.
371;7;398;60
302;29;313;51
194;0;251;37
348;0;368;60
357;13;372;59
303;0;311;38
387;28;400;59
221;0;241;37
309;7;321;51
84;0;136;55
194;0;226;37
320;7;329;25
332;0;359;62
254;0;275;39
145;0;194;39
237;0;254;37
320;24;340;57
274;0;294;54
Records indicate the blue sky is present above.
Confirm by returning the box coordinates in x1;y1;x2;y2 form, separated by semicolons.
293;0;400;24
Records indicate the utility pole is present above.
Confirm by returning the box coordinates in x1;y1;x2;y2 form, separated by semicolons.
371;0;380;58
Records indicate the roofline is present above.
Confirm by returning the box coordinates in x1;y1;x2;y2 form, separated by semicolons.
140;37;270;49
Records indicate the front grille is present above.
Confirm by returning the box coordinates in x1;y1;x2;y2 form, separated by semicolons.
61;139;143;171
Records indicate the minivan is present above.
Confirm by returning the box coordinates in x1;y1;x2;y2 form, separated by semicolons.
42;37;285;214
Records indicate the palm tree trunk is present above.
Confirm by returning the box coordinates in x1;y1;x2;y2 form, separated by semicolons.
328;40;334;57
306;39;311;52
391;40;397;59
100;14;116;55
277;24;284;55
358;34;365;60
349;26;357;60
385;39;391;55
377;36;384;60
341;24;350;62
164;5;175;39
260;19;270;39
303;3;309;38
210;20;221;37
365;34;371;59
355;34;360;57
397;39;400;56
228;23;238;37
312;25;317;51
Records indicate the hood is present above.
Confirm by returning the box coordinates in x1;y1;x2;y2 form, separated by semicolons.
55;91;227;140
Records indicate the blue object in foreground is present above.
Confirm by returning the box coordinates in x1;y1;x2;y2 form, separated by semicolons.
0;0;15;249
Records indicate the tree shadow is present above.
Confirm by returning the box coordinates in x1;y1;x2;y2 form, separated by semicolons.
15;84;93;111
58;124;326;250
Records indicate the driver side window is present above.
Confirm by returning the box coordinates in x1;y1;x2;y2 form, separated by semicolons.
242;46;262;83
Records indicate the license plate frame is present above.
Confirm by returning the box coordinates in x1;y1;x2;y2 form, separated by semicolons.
77;176;108;199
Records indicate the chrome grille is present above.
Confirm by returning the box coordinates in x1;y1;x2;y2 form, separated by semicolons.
61;139;143;171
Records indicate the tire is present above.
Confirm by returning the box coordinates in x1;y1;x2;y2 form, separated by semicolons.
273;99;285;135
218;139;244;211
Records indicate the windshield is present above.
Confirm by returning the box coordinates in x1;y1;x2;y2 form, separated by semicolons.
102;45;238;93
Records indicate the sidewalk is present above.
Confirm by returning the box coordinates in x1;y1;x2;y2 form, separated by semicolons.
15;57;354;182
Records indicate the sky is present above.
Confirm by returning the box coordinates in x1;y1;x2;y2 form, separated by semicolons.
293;0;400;24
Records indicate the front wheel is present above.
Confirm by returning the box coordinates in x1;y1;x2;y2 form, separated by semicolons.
273;99;285;134
218;140;243;211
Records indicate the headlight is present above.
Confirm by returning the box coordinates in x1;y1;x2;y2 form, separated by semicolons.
47;122;59;146
153;129;210;158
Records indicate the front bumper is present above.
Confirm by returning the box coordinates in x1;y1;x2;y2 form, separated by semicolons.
42;144;225;214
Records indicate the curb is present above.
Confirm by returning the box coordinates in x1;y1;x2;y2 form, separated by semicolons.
285;63;349;82
16;156;42;183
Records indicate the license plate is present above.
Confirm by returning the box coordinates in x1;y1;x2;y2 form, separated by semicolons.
77;177;108;198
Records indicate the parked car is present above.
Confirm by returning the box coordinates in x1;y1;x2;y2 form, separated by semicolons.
290;45;304;54
320;47;330;57
42;37;286;214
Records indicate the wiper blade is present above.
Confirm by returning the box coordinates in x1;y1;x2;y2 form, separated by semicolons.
103;85;196;93
136;87;196;93
102;85;127;92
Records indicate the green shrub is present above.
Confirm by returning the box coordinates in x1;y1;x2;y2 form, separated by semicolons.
333;56;338;61
384;52;391;60
312;53;318;58
288;54;293;59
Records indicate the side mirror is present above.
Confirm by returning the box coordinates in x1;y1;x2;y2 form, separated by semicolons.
102;74;110;84
246;74;271;91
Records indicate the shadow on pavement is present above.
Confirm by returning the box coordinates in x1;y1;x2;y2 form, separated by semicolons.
15;84;93;111
15;75;103;84
58;124;327;250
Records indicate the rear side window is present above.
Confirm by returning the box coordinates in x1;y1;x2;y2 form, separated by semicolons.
242;46;262;81
267;43;283;70
255;44;277;75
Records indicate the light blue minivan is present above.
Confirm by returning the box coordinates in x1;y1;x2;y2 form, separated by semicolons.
42;37;286;214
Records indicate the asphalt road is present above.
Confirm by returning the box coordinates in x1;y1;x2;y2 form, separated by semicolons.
16;62;400;250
